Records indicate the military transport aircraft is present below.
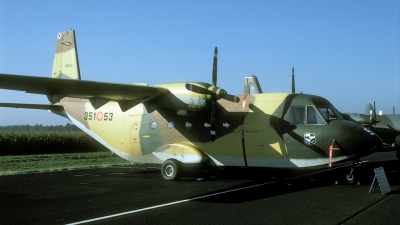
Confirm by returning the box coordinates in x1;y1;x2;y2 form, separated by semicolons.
347;102;400;149
0;30;382;181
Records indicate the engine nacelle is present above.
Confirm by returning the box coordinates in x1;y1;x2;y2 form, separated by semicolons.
155;83;211;112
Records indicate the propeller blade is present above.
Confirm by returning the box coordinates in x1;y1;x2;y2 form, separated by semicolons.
187;47;240;142
185;83;213;95
224;94;240;103
369;101;380;127
292;67;295;93
374;101;380;126
373;101;376;117
185;83;239;102
212;47;218;86
211;101;216;142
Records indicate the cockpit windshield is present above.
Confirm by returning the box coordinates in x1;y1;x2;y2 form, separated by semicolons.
289;105;342;125
317;105;341;121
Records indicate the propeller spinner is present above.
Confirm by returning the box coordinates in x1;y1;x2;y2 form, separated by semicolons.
185;47;240;142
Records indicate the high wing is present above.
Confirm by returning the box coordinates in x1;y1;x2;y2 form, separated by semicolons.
0;30;169;112
0;30;239;142
0;73;169;111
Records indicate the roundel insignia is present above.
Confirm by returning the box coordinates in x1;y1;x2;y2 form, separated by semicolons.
304;132;316;146
96;112;104;121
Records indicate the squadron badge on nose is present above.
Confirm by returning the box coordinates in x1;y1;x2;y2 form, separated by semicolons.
304;132;316;146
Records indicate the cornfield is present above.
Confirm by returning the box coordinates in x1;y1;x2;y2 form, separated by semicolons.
0;131;108;155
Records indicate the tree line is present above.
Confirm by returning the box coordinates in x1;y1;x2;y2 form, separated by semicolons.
0;124;81;132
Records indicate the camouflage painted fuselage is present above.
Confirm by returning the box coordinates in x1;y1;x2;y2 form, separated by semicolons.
59;92;381;168
349;113;400;145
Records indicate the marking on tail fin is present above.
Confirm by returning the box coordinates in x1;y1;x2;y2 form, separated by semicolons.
52;29;81;80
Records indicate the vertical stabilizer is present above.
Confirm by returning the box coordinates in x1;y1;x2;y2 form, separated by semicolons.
243;75;263;94
365;103;373;115
52;29;81;79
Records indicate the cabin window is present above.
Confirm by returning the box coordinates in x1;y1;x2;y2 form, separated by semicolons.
185;122;192;129
150;121;158;129
289;106;305;125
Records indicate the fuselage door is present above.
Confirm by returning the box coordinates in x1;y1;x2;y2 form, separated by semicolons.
284;105;326;166
125;115;141;155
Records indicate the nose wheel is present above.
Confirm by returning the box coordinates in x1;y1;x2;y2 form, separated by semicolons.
346;159;361;182
346;173;355;182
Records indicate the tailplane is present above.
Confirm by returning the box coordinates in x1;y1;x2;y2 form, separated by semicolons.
52;29;81;80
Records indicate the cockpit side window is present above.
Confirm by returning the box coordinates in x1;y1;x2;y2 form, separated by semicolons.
317;106;339;121
289;106;305;125
307;106;325;124
290;105;325;125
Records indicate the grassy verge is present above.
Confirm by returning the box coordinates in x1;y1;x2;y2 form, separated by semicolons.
0;152;136;175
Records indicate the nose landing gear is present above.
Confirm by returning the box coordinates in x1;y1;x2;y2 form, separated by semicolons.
346;159;362;182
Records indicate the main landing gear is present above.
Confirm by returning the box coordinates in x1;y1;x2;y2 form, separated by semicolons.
346;159;362;182
161;159;183;181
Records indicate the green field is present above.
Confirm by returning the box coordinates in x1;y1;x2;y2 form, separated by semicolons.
0;130;108;155
0;128;135;175
0;152;135;175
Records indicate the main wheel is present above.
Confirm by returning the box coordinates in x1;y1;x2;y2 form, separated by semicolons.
161;159;182;181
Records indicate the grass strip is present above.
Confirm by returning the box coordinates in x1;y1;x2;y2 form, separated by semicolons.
0;152;136;175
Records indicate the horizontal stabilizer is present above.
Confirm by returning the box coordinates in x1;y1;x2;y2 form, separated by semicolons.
0;103;64;110
0;103;68;119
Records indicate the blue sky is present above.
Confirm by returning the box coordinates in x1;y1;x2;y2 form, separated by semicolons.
0;0;399;125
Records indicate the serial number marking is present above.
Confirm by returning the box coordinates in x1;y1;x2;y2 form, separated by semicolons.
84;112;114;121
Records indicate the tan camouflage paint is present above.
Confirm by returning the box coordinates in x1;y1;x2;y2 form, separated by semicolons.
48;29;306;166
59;91;291;167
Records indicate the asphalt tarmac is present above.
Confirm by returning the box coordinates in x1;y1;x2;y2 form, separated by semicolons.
1;151;399;225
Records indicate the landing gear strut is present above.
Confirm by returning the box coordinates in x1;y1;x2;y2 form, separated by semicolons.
346;159;361;182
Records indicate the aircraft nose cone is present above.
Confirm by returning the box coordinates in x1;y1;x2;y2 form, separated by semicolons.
350;125;382;156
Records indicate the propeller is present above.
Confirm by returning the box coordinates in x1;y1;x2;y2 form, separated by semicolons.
292;67;295;93
370;101;380;127
185;47;240;142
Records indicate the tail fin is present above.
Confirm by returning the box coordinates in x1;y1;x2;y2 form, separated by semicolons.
243;75;263;94
52;29;81;80
365;103;373;115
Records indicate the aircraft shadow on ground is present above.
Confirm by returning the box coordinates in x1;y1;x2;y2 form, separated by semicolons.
123;158;400;204
181;160;400;204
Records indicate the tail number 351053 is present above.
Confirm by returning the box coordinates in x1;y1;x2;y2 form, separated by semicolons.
84;112;114;121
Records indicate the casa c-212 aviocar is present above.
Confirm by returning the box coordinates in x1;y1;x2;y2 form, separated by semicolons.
0;30;382;181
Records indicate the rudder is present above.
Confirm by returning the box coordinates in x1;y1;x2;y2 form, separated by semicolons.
52;29;81;80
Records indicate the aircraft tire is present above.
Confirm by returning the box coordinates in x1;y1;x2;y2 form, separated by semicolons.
161;159;182;181
395;135;400;147
346;174;354;182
